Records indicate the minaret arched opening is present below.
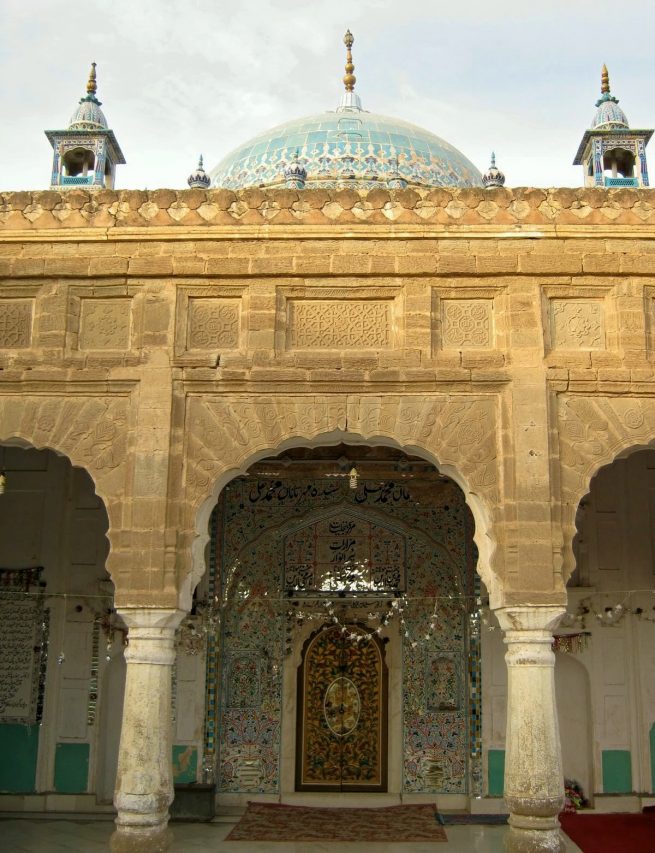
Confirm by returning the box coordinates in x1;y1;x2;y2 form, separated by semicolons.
62;146;95;178
602;146;635;180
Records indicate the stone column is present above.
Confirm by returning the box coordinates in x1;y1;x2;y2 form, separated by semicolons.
110;608;184;853
496;606;566;853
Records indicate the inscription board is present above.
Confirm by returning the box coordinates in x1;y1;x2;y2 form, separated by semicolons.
284;513;406;595
0;569;48;724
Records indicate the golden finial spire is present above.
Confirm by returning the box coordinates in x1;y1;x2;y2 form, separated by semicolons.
87;61;97;96
601;63;610;94
343;29;356;92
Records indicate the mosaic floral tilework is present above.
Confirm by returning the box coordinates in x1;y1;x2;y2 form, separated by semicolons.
210;476;480;795
210;110;483;190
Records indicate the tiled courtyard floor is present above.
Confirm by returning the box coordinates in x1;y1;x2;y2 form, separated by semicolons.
0;817;584;852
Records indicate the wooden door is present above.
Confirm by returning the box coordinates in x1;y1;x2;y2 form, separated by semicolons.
296;624;387;791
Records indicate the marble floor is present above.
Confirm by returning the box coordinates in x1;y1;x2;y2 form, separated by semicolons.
0;817;584;852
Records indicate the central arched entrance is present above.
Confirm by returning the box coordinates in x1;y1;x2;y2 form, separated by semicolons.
197;442;482;807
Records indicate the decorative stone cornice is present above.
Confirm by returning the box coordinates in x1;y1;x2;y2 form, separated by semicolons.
1;187;655;232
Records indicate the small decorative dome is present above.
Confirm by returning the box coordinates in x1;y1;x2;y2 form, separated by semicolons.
68;62;108;130
188;155;211;189
283;151;307;188
592;65;628;129
482;152;505;188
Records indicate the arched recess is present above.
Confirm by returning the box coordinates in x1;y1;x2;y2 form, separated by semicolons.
180;394;502;608
556;395;655;580
204;442;482;801
0;392;130;586
555;654;593;802
0;439;120;799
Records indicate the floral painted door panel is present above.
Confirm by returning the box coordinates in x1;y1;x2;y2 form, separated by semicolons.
297;625;387;791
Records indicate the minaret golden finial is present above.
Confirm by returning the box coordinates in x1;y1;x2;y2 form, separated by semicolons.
87;61;98;96
601;64;610;94
343;29;356;92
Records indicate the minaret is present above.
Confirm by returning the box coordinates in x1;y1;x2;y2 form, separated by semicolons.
45;63;126;189
573;65;652;187
337;29;363;112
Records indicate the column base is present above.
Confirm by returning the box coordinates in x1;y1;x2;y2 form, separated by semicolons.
110;823;173;853
506;814;565;853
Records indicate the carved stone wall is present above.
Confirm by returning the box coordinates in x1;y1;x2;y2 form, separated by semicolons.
181;393;500;599
1;187;655;607
2;187;655;229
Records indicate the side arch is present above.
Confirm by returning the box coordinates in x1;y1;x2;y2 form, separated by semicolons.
179;394;502;608
557;395;655;578
0;393;130;583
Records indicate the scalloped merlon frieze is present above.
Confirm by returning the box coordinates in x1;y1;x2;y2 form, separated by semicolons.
1;188;655;230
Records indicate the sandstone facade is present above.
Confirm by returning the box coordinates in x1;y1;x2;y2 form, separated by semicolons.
2;186;655;851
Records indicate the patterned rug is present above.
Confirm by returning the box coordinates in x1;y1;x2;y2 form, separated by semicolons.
226;802;448;842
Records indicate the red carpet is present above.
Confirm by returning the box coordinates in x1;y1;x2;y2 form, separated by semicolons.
560;811;655;853
226;802;447;842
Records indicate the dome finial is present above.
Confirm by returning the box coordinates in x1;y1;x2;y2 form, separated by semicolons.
87;62;98;97
343;29;356;92
601;64;610;95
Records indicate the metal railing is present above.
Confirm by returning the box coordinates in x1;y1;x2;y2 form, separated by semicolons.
604;176;638;187
60;175;95;186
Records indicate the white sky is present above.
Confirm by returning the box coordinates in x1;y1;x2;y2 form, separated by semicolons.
1;0;653;191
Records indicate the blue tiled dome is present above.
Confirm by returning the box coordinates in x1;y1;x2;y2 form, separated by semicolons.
69;96;108;130
592;96;628;130
210;109;483;190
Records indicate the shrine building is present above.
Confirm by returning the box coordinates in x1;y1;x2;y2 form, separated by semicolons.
0;33;654;853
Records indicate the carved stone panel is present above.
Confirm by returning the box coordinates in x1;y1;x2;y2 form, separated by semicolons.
441;299;492;349
188;298;240;349
550;299;604;350
79;298;131;350
288;300;391;349
0;300;33;348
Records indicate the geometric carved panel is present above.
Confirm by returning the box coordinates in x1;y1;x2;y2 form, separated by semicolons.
441;299;492;348
0;300;33;348
79;298;131;350
550;299;604;349
188;298;240;349
288;300;391;349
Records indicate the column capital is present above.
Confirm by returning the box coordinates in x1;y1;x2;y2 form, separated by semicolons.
116;607;186;631
495;605;566;635
116;607;185;666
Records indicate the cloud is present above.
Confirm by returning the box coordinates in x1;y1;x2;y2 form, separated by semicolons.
0;0;651;190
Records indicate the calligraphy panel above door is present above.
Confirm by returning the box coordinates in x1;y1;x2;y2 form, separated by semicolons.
284;509;406;596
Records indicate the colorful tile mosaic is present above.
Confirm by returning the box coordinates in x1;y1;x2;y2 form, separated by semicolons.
205;476;481;795
210;111;483;190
